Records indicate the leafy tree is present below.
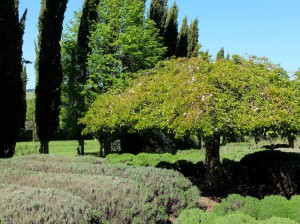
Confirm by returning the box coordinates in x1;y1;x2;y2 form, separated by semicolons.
149;0;168;39
85;0;166;102
0;0;26;158
216;47;225;61
35;0;68;154
187;18;199;58
176;16;189;57
164;2;178;58
82;57;299;189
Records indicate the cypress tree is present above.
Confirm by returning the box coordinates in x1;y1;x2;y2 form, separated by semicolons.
187;18;199;58
149;0;168;39
0;0;26;158
216;47;225;61
35;0;68;154
164;2;178;58
176;16;188;57
75;0;99;155
19;63;27;129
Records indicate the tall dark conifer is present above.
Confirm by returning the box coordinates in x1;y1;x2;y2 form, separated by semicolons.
187;18;199;58
35;0;68;154
164;2;178;58
149;0;168;39
0;0;26;158
176;16;188;57
77;0;99;155
19;63;27;129
216;47;225;61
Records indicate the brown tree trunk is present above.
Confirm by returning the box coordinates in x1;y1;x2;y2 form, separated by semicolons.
204;135;221;190
40;139;49;154
78;137;85;156
103;137;111;156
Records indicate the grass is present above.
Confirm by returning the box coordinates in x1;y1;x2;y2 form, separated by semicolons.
16;139;100;156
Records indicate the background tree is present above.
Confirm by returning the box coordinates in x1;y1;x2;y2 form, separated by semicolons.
216;47;225;61
85;0;166;102
0;0;26;158
164;2;178;58
19;63;27;130
149;0;168;40
35;0;68;154
176;16;189;57
187;18;199;58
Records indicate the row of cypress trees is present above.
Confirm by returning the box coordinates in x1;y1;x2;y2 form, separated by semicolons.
0;0;27;158
149;0;199;58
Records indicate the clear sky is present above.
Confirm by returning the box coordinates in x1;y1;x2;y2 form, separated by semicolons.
20;0;300;89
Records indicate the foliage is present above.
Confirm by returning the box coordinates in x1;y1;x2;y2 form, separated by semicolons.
0;184;94;224
213;194;260;218
0;0;26;158
83;57;298;141
60;11;86;141
212;194;300;223
216;47;225;61
35;0;68;153
85;0;166;103
0;155;200;217
187;19;199;58
176;16;189;57
164;2;178;57
149;0;168;39
240;150;300;197
177;208;217;224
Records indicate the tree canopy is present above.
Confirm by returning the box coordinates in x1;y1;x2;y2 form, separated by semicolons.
81;56;300;188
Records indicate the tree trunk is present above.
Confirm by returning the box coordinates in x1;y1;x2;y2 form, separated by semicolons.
78;137;85;156
98;137;103;157
288;135;295;148
40;139;49;154
204;135;221;190
103;137;111;156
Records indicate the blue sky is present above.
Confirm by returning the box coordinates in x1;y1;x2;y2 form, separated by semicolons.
20;0;300;89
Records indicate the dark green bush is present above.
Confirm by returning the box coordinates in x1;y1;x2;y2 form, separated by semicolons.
240;150;300;197
177;208;217;224
214;212;257;224
0;184;93;224
213;194;260;219
259;217;298;224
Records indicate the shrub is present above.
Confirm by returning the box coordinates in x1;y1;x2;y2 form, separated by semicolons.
240;150;300;197
177;208;217;224
214;212;257;224
0;169;167;223
0;156;200;217
0;184;93;224
259;217;298;224
213;194;260;219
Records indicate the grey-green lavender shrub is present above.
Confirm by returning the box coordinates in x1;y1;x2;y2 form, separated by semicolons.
0;157;200;216
0;184;94;224
0;169;168;223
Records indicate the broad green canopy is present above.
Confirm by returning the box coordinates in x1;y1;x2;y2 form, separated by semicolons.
81;56;300;141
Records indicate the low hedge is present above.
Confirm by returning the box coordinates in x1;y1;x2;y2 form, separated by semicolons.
0;184;94;224
0;156;200;218
240;150;300;197
0;168;168;223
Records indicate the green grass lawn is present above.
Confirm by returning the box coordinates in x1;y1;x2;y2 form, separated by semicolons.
16;139;100;156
